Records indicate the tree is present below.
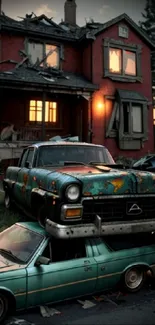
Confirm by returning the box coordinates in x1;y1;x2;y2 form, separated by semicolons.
139;0;155;34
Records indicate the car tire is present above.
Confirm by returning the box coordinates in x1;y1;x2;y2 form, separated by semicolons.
123;267;145;293
0;293;9;323
38;206;47;228
4;191;12;209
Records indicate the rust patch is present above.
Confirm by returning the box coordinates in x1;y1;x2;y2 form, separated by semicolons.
108;178;125;193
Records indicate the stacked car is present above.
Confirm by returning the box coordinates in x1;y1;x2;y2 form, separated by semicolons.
1;136;155;321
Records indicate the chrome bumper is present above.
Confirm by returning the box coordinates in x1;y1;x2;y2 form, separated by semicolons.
45;215;155;239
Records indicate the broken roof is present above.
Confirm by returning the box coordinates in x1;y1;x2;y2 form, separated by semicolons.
0;12;154;47
0;66;98;92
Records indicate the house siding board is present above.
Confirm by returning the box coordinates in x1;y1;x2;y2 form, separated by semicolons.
91;20;153;158
62;44;82;73
1;32;24;70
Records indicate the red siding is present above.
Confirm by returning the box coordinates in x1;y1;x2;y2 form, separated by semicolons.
62;45;81;73
0;32;25;71
91;20;153;158
82;44;92;80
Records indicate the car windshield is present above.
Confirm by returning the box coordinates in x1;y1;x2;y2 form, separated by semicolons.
37;145;115;167
0;224;44;263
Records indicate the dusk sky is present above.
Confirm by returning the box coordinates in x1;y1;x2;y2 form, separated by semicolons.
2;0;146;26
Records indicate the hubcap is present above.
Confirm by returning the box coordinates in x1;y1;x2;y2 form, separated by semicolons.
0;297;4;318
125;268;143;290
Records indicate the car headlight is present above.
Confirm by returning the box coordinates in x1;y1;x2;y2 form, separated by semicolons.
65;184;80;202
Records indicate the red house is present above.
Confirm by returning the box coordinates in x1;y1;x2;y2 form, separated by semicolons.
0;0;154;162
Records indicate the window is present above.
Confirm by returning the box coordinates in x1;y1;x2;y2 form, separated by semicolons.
109;48;136;76
106;89;148;150
123;102;143;134
103;39;142;82
28;41;59;68
118;25;129;39
109;48;121;74
41;238;86;263
29;100;57;123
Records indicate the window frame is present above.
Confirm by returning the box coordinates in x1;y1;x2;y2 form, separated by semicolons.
103;38;142;82
26;38;61;69
106;99;148;149
29;99;58;125
118;25;129;39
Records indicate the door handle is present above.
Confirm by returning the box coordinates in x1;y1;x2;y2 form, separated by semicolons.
101;266;105;271
84;266;92;271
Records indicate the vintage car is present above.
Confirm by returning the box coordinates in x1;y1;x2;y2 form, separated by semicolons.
132;154;155;172
3;138;155;239
0;222;155;322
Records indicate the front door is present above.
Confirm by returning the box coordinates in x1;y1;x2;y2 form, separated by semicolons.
27;238;97;307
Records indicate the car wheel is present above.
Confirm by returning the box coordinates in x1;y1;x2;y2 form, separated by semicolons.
0;293;9;323
124;267;145;293
38;206;47;228
4;191;12;209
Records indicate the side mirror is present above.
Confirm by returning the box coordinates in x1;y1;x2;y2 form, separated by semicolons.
25;161;32;169
35;255;51;266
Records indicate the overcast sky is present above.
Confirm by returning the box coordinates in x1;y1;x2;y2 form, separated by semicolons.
2;0;146;26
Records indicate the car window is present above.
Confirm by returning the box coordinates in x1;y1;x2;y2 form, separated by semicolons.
0;224;44;263
26;149;34;165
42;238;86;262
37;145;115;167
20;149;29;167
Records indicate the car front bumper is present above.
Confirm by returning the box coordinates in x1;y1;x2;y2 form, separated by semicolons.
45;215;155;239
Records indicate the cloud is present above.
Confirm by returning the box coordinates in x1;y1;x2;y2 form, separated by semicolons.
99;5;110;15
35;4;57;18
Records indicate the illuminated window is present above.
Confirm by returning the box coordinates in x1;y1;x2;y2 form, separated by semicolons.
124;51;136;76
28;41;59;68
109;48;136;76
29;100;57;123
109;48;121;73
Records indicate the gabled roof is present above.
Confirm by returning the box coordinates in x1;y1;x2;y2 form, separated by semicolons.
80;13;155;48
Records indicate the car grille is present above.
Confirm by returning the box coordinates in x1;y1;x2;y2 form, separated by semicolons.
82;196;155;223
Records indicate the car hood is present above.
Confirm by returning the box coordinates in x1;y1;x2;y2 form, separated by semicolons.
0;254;19;272
36;165;155;196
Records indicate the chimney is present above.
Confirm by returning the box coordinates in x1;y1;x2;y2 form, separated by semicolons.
64;0;77;25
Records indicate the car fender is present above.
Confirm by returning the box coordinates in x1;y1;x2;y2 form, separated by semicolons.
0;286;16;308
122;262;151;275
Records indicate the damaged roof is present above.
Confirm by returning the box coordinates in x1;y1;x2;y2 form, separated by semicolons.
0;66;98;91
0;12;154;47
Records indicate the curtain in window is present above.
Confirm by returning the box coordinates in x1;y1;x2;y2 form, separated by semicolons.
132;105;142;133
109;48;121;73
124;51;136;76
28;43;43;65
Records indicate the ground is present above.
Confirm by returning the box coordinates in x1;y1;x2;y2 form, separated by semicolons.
5;286;155;325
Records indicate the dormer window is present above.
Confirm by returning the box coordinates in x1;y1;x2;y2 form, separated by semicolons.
27;41;60;69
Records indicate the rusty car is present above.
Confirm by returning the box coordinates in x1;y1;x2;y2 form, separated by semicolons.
3;138;155;239
0;221;155;322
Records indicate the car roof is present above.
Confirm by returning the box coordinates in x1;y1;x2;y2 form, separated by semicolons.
16;222;47;236
28;141;105;149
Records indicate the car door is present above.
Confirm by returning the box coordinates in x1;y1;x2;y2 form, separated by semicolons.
26;238;97;307
91;238;123;292
13;148;35;207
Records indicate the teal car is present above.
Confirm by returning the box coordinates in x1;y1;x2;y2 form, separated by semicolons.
3;139;155;239
0;222;155;322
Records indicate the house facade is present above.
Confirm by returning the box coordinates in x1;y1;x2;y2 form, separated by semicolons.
0;0;154;163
